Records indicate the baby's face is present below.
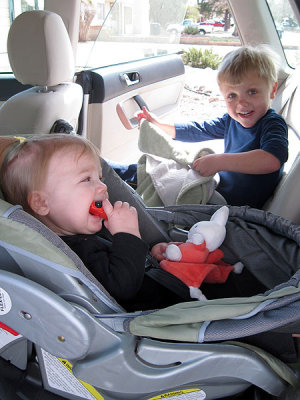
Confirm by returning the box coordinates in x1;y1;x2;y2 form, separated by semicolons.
40;149;108;236
219;71;277;128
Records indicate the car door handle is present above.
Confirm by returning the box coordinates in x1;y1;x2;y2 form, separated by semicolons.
133;95;148;109
120;72;140;86
116;95;148;130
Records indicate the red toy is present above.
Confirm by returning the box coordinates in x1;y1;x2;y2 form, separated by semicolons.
160;206;243;300
160;242;236;300
89;201;107;220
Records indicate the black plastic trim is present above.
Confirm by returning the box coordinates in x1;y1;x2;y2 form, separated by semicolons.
0;74;31;101
77;54;184;104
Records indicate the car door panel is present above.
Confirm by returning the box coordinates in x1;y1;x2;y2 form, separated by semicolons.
81;54;185;163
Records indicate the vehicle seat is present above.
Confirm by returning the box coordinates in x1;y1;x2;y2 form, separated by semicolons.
263;150;300;224
264;70;300;224
0;10;83;136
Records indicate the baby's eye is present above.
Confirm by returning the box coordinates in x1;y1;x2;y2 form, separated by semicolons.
249;89;257;95
82;177;91;182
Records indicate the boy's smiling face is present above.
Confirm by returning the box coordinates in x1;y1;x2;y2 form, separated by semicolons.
219;71;277;128
30;149;108;236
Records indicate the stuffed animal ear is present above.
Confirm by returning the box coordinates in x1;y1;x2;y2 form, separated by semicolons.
210;206;229;226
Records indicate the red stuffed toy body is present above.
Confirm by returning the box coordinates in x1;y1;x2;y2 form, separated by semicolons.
160;206;243;300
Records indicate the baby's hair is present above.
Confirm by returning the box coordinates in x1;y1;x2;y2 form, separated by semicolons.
0;134;100;212
217;45;279;88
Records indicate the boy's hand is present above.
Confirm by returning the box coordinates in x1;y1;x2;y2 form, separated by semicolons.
102;199;141;238
134;106;176;138
134;106;159;125
192;154;221;176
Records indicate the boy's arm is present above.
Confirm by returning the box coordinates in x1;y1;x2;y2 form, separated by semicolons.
155;122;176;138
193;150;281;176
136;106;176;138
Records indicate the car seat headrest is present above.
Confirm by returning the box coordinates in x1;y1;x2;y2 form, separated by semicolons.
7;10;75;87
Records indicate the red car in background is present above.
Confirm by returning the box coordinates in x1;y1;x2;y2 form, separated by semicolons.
201;19;225;27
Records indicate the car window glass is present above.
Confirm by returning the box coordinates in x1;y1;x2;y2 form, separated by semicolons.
78;0;189;69
266;0;300;68
0;0;44;73
78;0;242;70
0;0;240;73
3;1;300;73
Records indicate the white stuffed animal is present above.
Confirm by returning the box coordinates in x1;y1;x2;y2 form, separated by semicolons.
187;205;229;250
161;206;244;300
165;205;230;261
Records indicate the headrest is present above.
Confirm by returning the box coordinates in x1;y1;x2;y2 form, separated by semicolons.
7;10;75;87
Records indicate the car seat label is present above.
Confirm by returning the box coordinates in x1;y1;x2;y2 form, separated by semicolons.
0;288;12;315
148;389;206;399
40;349;104;400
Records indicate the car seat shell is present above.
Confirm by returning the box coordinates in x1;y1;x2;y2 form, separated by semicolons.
0;194;298;399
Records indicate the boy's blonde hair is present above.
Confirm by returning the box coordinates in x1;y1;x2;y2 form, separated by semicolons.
0;134;101;212
217;45;279;88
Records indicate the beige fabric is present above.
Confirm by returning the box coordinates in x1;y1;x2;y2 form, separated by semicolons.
0;10;83;135
0;83;83;135
7;10;74;86
267;70;300;224
264;152;300;224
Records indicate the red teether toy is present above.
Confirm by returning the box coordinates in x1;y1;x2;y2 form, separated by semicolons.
89;201;107;220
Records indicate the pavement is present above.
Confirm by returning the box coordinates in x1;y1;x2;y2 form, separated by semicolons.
179;65;227;122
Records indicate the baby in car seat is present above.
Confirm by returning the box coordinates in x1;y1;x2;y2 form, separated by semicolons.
0;134;192;311
0;135;266;310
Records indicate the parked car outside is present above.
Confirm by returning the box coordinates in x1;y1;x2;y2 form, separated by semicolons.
202;18;225;27
166;20;214;35
197;23;214;35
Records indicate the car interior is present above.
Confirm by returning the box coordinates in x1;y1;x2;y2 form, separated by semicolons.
0;9;83;136
0;0;300;399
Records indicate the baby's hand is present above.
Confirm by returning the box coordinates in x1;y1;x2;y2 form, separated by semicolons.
103;199;141;238
193;154;221;176
151;241;183;261
151;242;168;261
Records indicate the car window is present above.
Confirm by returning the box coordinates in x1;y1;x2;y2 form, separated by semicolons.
78;0;189;70
266;0;300;68
1;0;240;73
77;0;243;70
3;0;300;73
0;0;44;73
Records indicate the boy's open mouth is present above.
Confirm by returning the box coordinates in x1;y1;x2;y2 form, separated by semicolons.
238;110;254;118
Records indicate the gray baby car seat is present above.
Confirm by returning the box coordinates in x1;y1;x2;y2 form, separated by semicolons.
0;160;300;400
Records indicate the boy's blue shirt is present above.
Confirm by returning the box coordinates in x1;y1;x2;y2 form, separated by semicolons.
175;109;288;208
